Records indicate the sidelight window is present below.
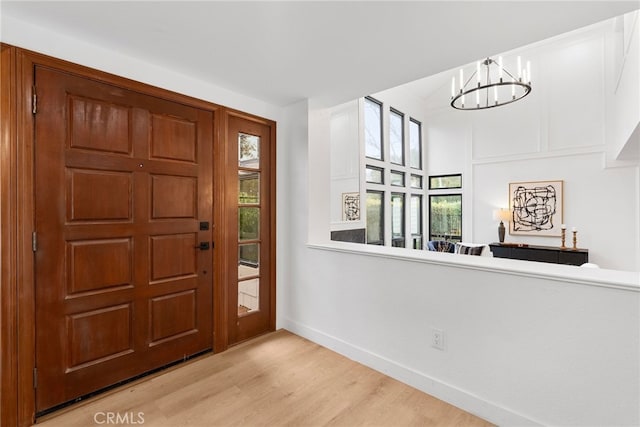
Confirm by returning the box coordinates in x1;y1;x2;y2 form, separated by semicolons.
237;132;261;315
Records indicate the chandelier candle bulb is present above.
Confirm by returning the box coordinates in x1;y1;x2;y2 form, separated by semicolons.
499;56;503;81
477;61;481;85
517;56;522;80
494;85;498;104
451;77;455;98
459;69;463;93
527;60;531;83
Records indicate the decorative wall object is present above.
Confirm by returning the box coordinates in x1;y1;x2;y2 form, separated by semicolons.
342;192;360;221
509;180;563;236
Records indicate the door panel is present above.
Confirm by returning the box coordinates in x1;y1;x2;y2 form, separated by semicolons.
227;115;273;345
150;114;197;162
34;66;213;412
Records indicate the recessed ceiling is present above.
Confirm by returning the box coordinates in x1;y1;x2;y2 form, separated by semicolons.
1;1;639;106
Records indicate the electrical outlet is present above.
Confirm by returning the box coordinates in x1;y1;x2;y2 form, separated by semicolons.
431;327;445;351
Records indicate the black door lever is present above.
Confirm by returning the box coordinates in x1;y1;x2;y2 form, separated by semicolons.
195;242;210;251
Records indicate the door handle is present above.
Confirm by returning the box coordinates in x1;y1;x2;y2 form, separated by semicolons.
195;242;210;251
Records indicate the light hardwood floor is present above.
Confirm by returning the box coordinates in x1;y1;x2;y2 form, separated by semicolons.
36;330;493;427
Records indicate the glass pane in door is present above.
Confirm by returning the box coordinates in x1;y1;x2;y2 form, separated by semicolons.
239;170;260;204
239;133;260;169
238;278;259;316
239;243;260;279
239;207;260;241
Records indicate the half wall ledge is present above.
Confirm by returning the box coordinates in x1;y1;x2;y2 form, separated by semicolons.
308;242;640;292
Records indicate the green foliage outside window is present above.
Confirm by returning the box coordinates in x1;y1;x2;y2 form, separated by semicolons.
429;174;462;190
239;176;259;204
366;191;384;245
239;207;260;241
430;195;462;241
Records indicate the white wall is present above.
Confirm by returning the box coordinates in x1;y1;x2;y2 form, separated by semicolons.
277;99;310;328
329;100;362;228
607;11;640;162
473;153;638;270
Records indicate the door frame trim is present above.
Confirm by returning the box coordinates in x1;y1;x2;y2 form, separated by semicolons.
0;44;276;426
0;42;20;427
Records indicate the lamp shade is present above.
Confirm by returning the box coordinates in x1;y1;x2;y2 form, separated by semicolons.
493;208;511;222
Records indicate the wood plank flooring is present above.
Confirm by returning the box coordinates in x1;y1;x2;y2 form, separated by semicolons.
36;330;493;426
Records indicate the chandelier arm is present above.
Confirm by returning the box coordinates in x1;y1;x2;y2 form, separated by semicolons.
502;68;519;82
463;72;477;91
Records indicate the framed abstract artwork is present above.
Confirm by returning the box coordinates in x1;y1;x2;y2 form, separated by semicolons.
509;180;563;237
342;192;360;221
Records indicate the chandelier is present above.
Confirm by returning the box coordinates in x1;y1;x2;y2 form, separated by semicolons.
450;56;531;110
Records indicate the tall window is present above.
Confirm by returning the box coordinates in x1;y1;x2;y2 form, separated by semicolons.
410;195;422;249
389;109;404;165
363;96;424;248
364;97;383;160
409;119;421;169
391;193;405;247
366;191;384;245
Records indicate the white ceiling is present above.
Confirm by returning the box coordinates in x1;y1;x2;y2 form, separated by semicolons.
2;1;639;107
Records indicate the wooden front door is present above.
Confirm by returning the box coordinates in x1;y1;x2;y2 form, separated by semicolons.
226;114;274;345
34;66;214;412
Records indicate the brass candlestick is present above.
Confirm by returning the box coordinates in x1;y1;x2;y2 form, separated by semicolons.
560;228;566;249
572;230;577;250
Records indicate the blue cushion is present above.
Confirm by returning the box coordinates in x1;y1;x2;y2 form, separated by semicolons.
427;241;455;253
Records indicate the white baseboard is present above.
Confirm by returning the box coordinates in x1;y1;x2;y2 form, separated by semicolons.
281;317;543;427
